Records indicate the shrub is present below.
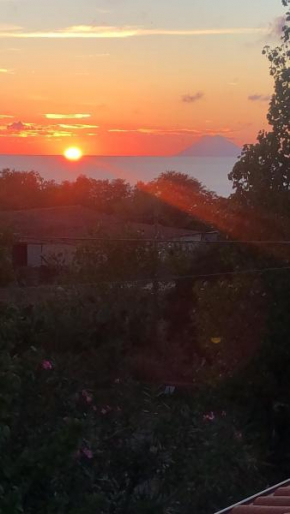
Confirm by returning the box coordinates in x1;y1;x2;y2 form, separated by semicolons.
0;334;264;513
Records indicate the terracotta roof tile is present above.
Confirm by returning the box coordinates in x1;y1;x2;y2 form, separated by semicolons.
255;496;290;506
275;489;290;497
233;507;290;513
215;480;290;514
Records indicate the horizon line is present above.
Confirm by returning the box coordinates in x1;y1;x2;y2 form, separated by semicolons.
0;153;241;158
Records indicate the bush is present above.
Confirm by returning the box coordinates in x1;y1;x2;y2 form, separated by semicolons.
0;333;264;513
0;278;289;513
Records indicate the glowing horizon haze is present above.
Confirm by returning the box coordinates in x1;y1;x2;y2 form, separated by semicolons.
0;0;285;156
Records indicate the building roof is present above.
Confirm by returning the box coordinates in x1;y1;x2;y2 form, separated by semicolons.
216;480;290;514
0;205;211;241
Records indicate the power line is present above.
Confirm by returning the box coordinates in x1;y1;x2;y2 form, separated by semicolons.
18;236;290;245
169;265;290;281
68;265;290;288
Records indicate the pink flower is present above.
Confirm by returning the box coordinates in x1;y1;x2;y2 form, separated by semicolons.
75;445;93;460
235;431;243;441
101;408;107;415
81;390;93;404
221;410;227;417
82;448;93;459
203;412;215;422
42;360;53;370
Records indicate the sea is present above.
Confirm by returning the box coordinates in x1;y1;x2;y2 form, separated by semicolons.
0;155;238;197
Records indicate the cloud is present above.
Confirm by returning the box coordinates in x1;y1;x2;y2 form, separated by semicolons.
1;119;98;139
58;123;99;129
108;128;200;135
248;94;271;102
182;92;204;103
0;114;13;119
266;16;286;40
0;68;14;74
45;113;91;119
0;119;236;141
3;120;72;138
0;24;268;39
107;127;234;136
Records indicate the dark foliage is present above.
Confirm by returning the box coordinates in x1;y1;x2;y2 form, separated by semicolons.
229;0;290;214
0;170;214;232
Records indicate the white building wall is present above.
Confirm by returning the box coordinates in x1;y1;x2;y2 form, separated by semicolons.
27;244;42;267
27;243;76;267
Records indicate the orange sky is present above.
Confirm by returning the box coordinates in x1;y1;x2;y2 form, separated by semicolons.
0;0;285;156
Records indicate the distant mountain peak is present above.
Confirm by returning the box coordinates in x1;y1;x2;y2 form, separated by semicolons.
178;135;241;157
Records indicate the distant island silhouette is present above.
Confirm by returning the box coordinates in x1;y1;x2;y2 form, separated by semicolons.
178;135;241;157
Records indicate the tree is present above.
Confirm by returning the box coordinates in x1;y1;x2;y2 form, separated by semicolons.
0;170;44;210
137;171;215;230
229;0;290;214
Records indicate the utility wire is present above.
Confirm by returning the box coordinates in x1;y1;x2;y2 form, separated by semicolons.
16;236;290;286
65;265;290;288
18;236;290;245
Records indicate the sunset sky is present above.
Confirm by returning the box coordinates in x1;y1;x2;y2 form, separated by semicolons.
0;0;285;156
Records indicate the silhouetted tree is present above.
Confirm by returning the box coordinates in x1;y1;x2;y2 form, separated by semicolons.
0;170;44;210
137;171;215;230
229;0;290;214
0;169;215;231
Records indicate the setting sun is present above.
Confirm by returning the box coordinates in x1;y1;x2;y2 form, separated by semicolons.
64;147;83;161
